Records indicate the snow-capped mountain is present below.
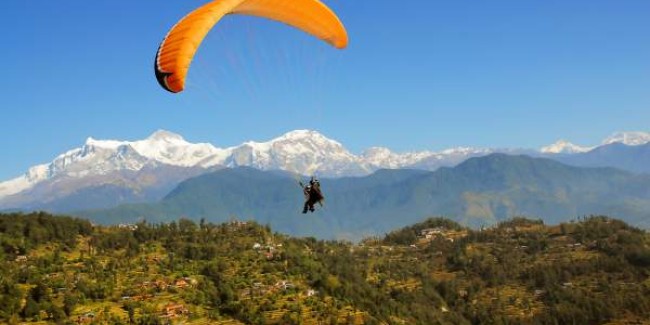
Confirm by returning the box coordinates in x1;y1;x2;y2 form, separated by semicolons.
0;164;50;198
0;129;493;210
602;131;650;146
361;147;435;169
0;130;223;198
540;140;593;154
0;130;226;212
539;131;650;174
85;130;227;168
222;130;367;177
541;131;650;155
1;129;649;212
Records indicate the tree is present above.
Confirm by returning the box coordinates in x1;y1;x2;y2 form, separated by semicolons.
21;297;40;320
0;281;22;320
63;292;78;316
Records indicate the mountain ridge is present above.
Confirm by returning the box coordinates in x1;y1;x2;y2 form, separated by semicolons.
79;154;650;240
2;130;649;213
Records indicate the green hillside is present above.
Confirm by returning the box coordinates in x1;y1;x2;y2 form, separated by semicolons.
80;154;650;239
1;212;649;324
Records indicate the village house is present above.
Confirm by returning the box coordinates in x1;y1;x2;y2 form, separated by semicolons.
155;279;169;290
76;312;95;324
174;278;190;289
275;280;295;290
420;227;445;239
118;223;138;231
131;294;154;302
265;251;274;260
229;220;248;228
240;282;271;298
140;279;169;290
161;303;189;318
567;243;583;249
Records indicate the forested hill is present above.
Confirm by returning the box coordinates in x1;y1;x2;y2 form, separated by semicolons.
80;154;650;240
1;212;649;324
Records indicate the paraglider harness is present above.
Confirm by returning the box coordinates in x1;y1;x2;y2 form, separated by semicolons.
300;177;324;213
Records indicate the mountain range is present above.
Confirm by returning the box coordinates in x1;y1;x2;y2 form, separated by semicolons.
78;153;650;240
1;130;649;219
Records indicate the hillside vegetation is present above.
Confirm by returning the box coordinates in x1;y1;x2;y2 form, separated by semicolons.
1;212;649;324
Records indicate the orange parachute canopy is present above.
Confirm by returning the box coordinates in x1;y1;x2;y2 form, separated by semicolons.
155;0;348;93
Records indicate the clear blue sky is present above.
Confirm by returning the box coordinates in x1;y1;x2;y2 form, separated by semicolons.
1;0;649;180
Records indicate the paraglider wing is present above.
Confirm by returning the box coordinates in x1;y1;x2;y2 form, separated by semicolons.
155;0;348;93
155;0;243;93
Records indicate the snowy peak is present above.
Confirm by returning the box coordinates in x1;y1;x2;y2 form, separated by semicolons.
438;147;491;156
226;130;361;176
274;129;333;142
132;130;221;167
602;131;650;146
4;129;649;201
234;130;352;158
361;147;399;168
0;164;49;197
541;140;593;154
541;131;650;154
0;129;222;198
270;130;347;153
261;130;348;155
361;147;394;161
361;147;428;169
146;129;186;142
84;137;125;149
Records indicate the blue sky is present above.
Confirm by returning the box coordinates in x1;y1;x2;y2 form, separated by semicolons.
1;0;649;180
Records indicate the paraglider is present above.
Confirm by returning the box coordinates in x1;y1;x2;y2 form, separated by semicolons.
155;0;349;93
300;177;324;214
